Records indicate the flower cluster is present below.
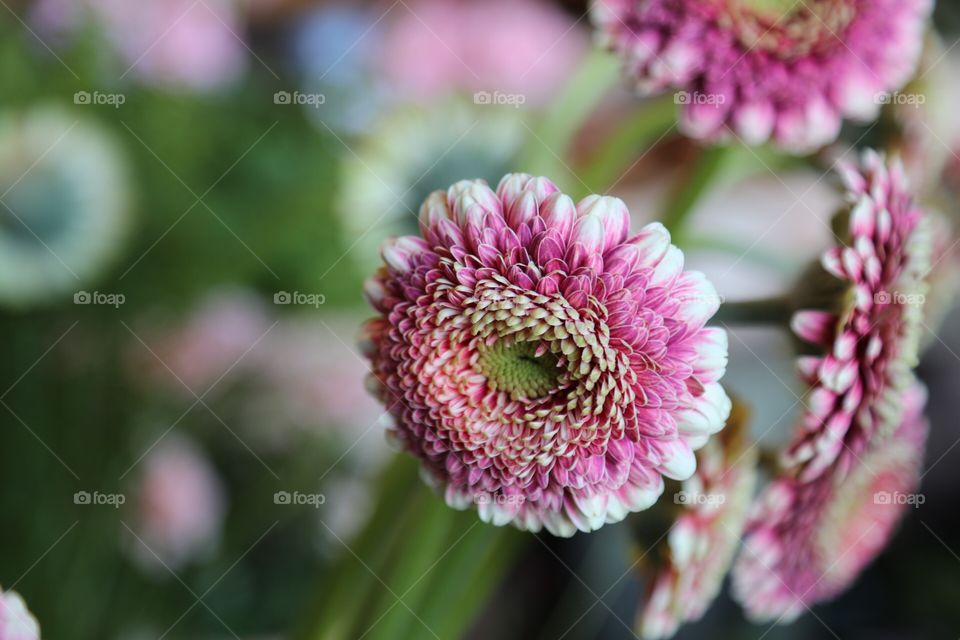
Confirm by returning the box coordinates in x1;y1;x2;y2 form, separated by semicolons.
358;148;939;640
350;1;947;635
362;173;731;536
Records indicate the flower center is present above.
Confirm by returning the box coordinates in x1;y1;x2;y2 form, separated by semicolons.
734;0;802;16
719;0;855;59
477;340;561;400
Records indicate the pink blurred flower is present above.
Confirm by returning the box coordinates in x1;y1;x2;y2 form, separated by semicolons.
244;315;388;455
380;0;585;106
255;316;385;428
593;0;932;152
733;383;928;623
784;151;932;481
128;436;226;571
0;589;39;640
638;406;757;639
131;289;388;457
32;0;247;91
134;289;271;397
362;173;731;536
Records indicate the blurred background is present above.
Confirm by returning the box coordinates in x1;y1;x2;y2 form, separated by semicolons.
0;0;959;638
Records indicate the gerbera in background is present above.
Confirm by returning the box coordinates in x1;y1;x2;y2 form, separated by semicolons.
362;173;731;536
379;0;586;105
131;288;272;398
338;99;526;270
126;435;226;572
636;403;757;639
725;152;934;624
785;151;931;481
593;0;933;151
130;288;388;453
31;0;248;92
734;383;929;622
0;107;130;307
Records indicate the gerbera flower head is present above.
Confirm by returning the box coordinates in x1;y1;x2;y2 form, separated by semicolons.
733;383;928;623
0;588;40;640
0;107;131;307
592;0;932;152
637;402;757;639
784;150;931;481
362;173;731;537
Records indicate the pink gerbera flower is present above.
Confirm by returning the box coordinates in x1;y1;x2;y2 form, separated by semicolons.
592;0;932;151
0;588;40;640
733;383;928;623
362;174;731;536
638;404;757;639
784;150;931;481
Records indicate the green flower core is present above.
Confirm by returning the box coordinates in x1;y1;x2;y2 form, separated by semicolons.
477;340;561;400
732;0;802;17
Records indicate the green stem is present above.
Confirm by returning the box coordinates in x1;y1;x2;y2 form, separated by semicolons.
361;493;459;640
295;456;522;640
758;447;783;475
575;94;677;199
711;296;793;326
417;526;521;639
660;144;733;244
294;455;419;640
